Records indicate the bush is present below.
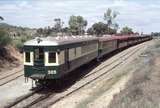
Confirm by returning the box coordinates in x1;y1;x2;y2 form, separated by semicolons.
14;40;23;52
13;36;32;52
0;30;11;47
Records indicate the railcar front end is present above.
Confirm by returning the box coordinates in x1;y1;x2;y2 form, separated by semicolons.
24;46;62;81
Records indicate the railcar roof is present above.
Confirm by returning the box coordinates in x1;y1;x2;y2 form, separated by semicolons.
99;35;139;41
24;35;98;46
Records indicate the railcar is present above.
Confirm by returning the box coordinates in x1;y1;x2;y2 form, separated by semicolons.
116;36;129;49
24;36;99;84
23;35;152;85
98;36;118;58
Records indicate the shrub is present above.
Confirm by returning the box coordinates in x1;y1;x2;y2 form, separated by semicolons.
13;36;32;52
0;30;11;47
14;40;23;52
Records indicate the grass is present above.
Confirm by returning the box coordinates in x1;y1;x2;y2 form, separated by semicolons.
76;72;128;108
108;40;160;108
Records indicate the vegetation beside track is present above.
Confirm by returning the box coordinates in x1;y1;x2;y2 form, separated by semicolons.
108;39;160;108
0;29;22;71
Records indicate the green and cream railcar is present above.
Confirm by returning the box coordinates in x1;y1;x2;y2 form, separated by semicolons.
23;36;99;82
98;37;118;58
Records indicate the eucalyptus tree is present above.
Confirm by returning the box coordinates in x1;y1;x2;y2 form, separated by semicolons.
54;18;64;34
92;22;106;36
77;16;87;35
69;15;87;35
104;8;119;33
87;22;117;36
120;26;134;35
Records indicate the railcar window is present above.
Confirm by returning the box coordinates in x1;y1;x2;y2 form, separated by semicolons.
74;48;77;56
102;41;113;48
49;52;56;63
25;52;30;62
81;43;97;54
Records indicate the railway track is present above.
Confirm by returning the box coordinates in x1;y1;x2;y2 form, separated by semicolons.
0;68;24;86
30;43;144;108
5;42;148;108
81;44;141;79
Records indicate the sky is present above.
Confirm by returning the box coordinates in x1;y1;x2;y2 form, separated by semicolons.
0;0;160;33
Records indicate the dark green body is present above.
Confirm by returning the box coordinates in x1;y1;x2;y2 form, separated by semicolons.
24;40;98;80
24;36;152;81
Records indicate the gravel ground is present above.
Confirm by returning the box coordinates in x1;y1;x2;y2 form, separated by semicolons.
50;40;154;108
0;75;32;108
0;65;23;79
0;40;155;108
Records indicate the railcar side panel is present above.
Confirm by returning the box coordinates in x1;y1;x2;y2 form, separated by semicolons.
118;40;128;48
98;40;117;57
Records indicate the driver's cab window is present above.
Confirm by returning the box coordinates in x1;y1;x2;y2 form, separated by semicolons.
25;52;30;63
24;51;33;66
49;52;56;63
45;51;58;66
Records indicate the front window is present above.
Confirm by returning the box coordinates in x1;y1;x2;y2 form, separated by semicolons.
25;52;30;63
49;52;56;63
24;51;33;66
45;52;58;66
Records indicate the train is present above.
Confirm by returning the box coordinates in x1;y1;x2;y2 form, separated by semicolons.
23;35;152;85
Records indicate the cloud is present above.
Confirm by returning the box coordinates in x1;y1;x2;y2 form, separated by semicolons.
0;0;160;33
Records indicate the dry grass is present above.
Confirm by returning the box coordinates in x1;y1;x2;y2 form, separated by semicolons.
76;72;127;108
108;41;160;108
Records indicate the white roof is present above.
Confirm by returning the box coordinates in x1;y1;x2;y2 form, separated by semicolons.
24;35;98;46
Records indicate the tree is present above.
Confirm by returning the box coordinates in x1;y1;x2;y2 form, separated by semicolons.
69;15;79;35
54;18;64;34
36;27;51;37
62;27;70;35
69;15;87;35
107;27;117;35
87;22;117;36
104;8;119;33
87;27;94;35
0;16;4;20
113;23;119;31
120;26;134;35
92;22;106;36
36;28;44;36
0;30;11;47
0;17;11;47
151;32;160;37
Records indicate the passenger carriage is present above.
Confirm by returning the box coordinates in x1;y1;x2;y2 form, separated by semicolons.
23;36;99;83
98;36;118;58
114;36;129;49
23;35;152;86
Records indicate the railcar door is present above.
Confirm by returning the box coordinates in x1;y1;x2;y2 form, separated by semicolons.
65;48;70;70
34;47;44;67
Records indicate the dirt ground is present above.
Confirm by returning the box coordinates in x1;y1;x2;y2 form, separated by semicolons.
0;76;32;107
0;40;158;108
0;45;22;72
50;40;156;108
